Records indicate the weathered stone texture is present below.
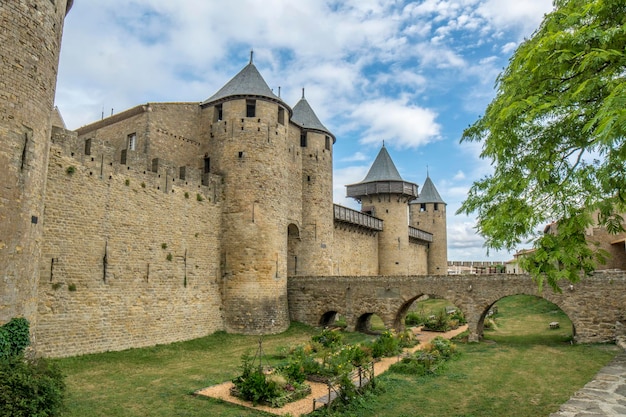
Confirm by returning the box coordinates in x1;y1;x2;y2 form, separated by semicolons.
0;0;70;325
35;148;224;357
288;273;626;344
332;226;380;275
411;201;448;274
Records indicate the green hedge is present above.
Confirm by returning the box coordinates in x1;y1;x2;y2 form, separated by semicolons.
0;317;30;358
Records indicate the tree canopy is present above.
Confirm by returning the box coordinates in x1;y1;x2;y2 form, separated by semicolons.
458;0;626;290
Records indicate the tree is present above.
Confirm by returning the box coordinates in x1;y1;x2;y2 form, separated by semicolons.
458;0;626;290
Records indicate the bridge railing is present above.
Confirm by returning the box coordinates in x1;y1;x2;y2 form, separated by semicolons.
408;226;433;243
333;204;383;231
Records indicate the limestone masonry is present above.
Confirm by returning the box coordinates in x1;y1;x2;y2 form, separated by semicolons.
1;1;448;357
5;2;623;359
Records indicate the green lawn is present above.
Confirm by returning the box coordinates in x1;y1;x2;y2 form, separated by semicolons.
55;295;620;417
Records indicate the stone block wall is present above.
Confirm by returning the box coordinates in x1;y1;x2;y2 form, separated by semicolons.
0;0;71;325
332;225;379;275
35;147;224;357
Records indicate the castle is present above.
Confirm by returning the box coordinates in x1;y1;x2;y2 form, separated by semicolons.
0;1;447;357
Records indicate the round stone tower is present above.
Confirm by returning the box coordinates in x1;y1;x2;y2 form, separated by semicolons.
410;175;448;274
291;89;335;276
347;145;418;275
201;54;294;334
0;0;73;325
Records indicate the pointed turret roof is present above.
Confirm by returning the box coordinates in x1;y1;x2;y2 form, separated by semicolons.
346;145;418;200
292;89;335;142
201;52;288;109
412;175;446;204
361;145;403;183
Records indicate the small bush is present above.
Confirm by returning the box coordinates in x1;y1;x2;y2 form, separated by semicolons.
0;318;30;358
312;328;344;348
405;311;424;326
161;243;167;249
166;253;173;261
196;193;204;201
184;192;189;199
124;179;130;186
141;182;146;188
369;330;401;358
0;355;66;417
65;166;76;175
68;283;77;292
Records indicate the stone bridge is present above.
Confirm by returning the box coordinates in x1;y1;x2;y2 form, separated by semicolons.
287;272;626;343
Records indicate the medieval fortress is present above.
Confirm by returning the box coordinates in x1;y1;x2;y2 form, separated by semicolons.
1;1;448;357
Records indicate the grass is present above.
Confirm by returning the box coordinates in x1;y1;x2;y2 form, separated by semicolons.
55;296;620;417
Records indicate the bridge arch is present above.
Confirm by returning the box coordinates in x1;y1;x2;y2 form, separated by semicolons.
319;310;339;327
393;293;469;334
287;273;626;344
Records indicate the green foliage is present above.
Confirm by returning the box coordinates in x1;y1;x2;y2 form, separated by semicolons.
231;352;311;407
124;179;130;186
0;355;66;417
0;318;30;358
184;192;189;199
312;328;344;348
65;166;76;175
390;337;457;376
161;243;167;249
141;182;146;188
166;253;173;261
369;331;401;358
458;0;626;291
68;283;77;292
404;311;424;326
196;193;204;202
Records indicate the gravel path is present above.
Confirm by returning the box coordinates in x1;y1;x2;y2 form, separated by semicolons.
195;325;468;416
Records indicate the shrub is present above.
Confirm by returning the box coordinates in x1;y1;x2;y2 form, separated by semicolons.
0;318;30;358
0;355;65;417
65;166;75;175
312;328;344;348
405;311;424;326
423;309;452;332
196;193;204;201
369;331;401;358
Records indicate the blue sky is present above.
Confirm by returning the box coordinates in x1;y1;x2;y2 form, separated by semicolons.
54;0;555;262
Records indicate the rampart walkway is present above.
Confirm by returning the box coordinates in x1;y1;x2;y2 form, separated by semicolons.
287;272;626;344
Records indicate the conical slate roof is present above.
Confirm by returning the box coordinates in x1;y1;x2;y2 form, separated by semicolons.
292;90;334;141
346;145;418;199
413;176;445;204
201;54;283;106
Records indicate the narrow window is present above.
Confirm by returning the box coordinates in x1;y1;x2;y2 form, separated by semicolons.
203;157;210;173
325;136;330;151
120;149;127;165
84;138;92;155
278;107;285;125
214;104;223;122
420;203;426;212
246;100;256;117
300;132;307;147
179;166;187;180
127;133;137;150
434;203;439;211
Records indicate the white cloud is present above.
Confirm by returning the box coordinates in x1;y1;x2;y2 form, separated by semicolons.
351;98;441;149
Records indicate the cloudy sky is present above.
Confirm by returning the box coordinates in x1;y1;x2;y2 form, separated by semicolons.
55;0;555;262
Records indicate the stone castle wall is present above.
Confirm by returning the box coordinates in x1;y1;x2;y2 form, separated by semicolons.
0;0;72;325
35;145;224;357
410;202;448;274
332;226;379;275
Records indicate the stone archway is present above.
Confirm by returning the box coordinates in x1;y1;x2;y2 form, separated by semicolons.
476;294;576;342
319;311;338;327
287;224;300;276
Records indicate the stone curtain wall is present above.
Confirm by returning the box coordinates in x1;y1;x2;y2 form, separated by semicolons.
288;273;626;344
0;0;70;325
332;226;379;276
35;148;224;357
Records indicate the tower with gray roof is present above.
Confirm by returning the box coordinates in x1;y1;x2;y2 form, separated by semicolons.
346;145;429;275
291;89;336;276
410;174;448;274
201;52;296;334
